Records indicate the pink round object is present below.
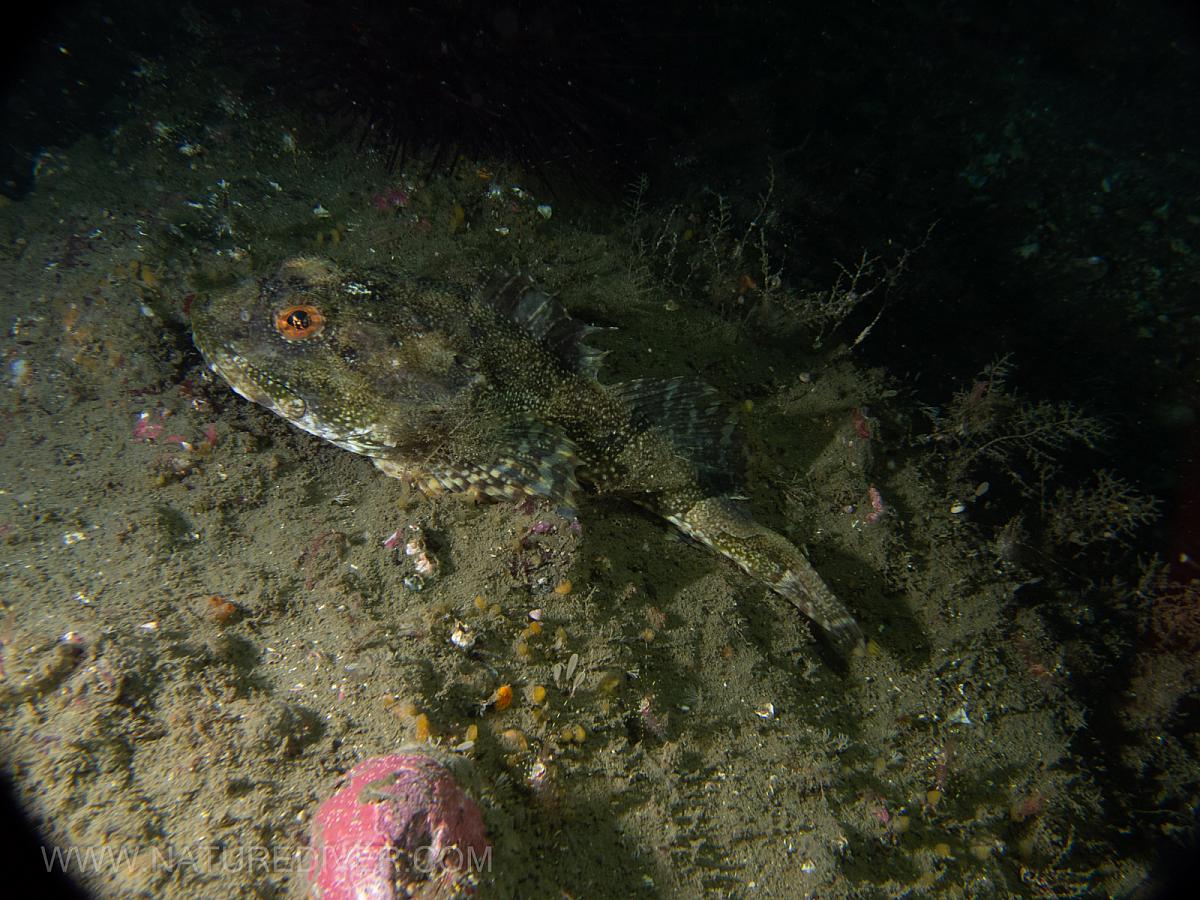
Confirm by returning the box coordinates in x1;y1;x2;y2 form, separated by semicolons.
308;752;490;899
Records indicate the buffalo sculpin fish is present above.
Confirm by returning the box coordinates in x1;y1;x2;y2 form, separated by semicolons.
192;256;863;652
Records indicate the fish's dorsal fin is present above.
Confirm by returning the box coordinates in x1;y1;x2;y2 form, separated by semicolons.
609;377;742;479
478;272;608;378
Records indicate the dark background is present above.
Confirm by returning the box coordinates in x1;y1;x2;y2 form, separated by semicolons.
3;1;1200;892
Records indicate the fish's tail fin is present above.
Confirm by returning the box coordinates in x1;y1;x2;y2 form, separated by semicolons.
671;497;863;654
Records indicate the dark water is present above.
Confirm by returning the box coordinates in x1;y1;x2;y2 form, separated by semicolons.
3;1;1199;896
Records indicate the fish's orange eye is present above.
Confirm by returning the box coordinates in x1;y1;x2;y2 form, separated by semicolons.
275;304;324;340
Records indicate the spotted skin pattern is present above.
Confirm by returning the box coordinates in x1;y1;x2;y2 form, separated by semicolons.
193;257;863;651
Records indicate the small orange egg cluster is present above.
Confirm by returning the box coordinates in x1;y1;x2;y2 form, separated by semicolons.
202;594;240;625
494;683;514;712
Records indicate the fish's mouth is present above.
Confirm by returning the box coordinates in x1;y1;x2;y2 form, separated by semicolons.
199;344;307;421
197;339;399;459
196;341;255;399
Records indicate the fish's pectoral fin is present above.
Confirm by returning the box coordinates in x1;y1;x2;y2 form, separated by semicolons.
427;417;581;518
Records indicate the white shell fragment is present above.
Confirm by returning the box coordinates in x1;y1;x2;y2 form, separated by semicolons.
753;702;776;720
404;526;438;577
449;621;476;651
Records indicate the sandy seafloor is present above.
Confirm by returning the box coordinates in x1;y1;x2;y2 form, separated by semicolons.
0;62;1196;900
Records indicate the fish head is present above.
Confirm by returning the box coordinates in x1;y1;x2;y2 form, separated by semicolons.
192;256;479;457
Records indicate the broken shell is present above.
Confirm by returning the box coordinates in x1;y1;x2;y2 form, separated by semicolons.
449;621;476;651
404;526;439;577
403;526;427;556
949;501;967;514
947;705;972;726
753;702;776;720
410;549;438;577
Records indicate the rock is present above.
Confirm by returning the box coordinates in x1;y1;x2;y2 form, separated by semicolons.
308;751;490;898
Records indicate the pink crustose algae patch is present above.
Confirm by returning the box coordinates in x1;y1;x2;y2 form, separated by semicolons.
307;752;490;898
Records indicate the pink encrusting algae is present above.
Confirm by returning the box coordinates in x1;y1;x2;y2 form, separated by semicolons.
307;752;490;899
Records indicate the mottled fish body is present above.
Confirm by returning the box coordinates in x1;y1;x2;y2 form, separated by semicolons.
193;257;863;651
